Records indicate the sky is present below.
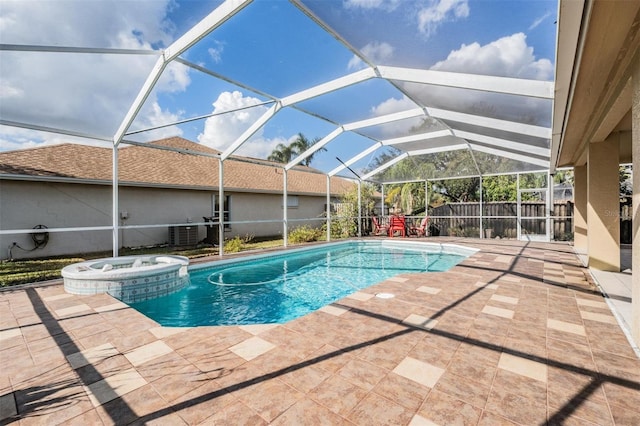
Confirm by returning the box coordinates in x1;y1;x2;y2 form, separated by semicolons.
0;0;558;175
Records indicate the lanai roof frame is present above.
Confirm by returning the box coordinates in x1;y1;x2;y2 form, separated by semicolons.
0;0;558;255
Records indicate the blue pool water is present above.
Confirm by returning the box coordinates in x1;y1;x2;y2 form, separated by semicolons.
129;241;471;326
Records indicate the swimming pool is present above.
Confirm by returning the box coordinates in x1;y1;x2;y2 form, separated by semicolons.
129;241;476;326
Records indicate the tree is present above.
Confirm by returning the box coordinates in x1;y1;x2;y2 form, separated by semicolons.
554;170;574;186
432;177;480;202
519;172;547;190
483;175;517;202
327;182;376;238
289;133;325;167
384;182;426;214
620;165;632;197
385;186;402;211
267;143;295;163
267;133;325;166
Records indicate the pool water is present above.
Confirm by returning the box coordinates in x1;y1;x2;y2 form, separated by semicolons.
129;242;470;326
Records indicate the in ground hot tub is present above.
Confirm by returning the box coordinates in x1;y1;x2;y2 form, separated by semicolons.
62;255;189;303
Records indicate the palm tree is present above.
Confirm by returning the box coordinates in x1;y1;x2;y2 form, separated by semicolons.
289;133;325;167
267;143;295;163
267;133;326;166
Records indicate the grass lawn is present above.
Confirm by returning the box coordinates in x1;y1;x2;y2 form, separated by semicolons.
0;238;285;288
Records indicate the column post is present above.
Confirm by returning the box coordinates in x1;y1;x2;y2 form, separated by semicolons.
587;134;620;271
573;164;588;254
218;158;224;257
631;54;640;345
283;169;288;248
112;146;119;257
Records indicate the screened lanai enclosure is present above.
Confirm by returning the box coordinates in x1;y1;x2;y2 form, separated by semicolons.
0;0;566;259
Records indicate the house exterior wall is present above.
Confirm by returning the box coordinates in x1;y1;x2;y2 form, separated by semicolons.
227;192;327;238
1;180;112;260
0;180;330;260
118;186;213;248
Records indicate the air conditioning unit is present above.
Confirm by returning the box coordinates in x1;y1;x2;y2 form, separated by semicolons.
168;226;198;246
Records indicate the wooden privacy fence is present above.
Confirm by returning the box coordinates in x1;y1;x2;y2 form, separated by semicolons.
427;201;574;240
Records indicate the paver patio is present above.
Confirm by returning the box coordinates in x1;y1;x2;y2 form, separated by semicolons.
1;238;639;425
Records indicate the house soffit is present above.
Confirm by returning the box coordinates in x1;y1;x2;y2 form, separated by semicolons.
558;1;640;167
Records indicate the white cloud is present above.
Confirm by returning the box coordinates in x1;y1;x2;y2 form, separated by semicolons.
0;127;49;152
197;91;285;159
348;41;395;70
343;0;401;11
529;11;552;31
130;102;184;142
241;135;291;160
198;91;266;149
0;0;188;151
157;61;191;94
347;57;365;71
431;33;553;80
0;125;113;152
418;0;469;36
0;80;23;99
369;96;424;138
0;0;174;48
399;33;554;126
208;40;225;63
370;96;417;116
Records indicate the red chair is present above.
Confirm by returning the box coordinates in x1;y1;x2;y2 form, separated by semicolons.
371;216;388;236
388;215;406;237
409;216;429;237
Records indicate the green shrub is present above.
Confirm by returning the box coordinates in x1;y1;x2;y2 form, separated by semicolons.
321;218;355;239
289;226;322;243
556;232;574;241
448;226;480;237
224;236;244;253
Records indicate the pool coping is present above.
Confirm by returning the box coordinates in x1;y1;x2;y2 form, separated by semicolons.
188;239;479;273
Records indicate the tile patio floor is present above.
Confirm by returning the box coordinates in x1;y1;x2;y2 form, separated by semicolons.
1;238;639;425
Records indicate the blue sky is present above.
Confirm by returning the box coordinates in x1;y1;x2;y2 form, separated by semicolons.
0;0;558;175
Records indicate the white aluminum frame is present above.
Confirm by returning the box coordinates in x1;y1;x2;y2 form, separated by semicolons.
0;0;561;258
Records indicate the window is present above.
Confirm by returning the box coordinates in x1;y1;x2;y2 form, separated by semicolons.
284;196;299;209
213;195;231;229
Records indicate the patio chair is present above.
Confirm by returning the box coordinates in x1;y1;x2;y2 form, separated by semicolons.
371;216;389;236
409;216;429;237
388;215;406;237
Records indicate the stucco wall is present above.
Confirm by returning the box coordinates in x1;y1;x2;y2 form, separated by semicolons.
227;192;327;237
0;180;329;260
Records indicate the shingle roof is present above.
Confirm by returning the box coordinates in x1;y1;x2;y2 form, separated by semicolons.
0;137;355;196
